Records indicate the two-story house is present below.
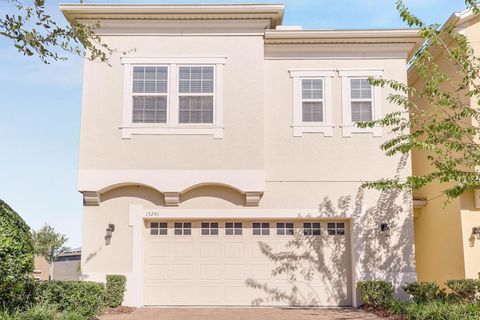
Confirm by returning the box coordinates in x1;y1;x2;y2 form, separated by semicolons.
61;3;421;307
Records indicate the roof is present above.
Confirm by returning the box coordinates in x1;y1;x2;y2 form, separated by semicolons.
60;3;285;29
60;3;422;58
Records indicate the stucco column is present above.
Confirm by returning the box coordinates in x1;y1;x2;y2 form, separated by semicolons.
124;205;144;307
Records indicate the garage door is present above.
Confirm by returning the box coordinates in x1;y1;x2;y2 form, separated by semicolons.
144;220;352;306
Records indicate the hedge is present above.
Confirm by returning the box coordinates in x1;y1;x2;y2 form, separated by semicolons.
402;281;447;304
105;275;126;308
0;199;35;310
35;281;105;319
357;280;394;307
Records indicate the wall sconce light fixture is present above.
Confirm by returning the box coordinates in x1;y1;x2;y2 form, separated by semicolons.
380;223;391;237
105;223;115;245
472;227;480;240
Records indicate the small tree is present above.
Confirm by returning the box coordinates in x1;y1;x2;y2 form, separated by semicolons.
33;224;69;280
360;0;480;201
1;0;115;63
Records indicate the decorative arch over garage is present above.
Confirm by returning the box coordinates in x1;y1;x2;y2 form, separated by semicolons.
78;169;265;207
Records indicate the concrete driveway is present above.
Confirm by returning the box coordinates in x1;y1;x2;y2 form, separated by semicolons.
100;308;382;320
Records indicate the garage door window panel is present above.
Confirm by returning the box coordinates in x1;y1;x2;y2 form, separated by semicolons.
327;222;345;236
174;222;192;235
150;222;168;236
303;222;321;236
225;222;242;235
201;222;219;235
276;222;294;235
252;222;270;236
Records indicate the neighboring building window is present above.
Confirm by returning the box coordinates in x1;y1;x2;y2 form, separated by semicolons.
339;69;383;137
252;222;270;236
225;222;242;235
276;222;294;235
302;79;323;122
289;70;335;137
150;222;168;235
132;66;168;123
174;222;192;235
327;222;345;236
350;78;373;122
178;66;214;124
303;222;321;236
201;222;219;235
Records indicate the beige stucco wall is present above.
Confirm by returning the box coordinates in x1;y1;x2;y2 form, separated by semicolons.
79;36;265;170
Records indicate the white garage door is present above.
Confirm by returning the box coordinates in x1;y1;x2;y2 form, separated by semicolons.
144;220;352;306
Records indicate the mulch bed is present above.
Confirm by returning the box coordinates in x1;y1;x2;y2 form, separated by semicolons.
102;306;137;315
363;305;407;320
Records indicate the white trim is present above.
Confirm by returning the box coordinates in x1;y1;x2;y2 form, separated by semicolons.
340;70;383;137
121;57;226;139
338;69;384;77
121;56;227;65
77;169;266;195
142;208;351;220
289;69;335;137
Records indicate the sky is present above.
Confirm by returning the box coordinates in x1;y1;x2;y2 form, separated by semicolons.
0;0;469;247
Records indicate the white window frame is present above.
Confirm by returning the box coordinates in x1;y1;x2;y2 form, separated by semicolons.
339;69;383;137
177;65;216;125
289;69;335;137
131;65;170;125
121;57;226;139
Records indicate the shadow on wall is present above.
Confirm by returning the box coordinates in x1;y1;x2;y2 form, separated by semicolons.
247;155;416;306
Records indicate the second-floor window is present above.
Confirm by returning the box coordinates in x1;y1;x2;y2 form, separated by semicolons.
121;57;226;139
350;78;373;122
132;66;168;123
179;66;214;124
302;79;323;123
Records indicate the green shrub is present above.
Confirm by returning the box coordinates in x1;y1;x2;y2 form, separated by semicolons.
402;281;447;303
35;281;104;319
357;280;394;307
105;275;126;308
445;279;480;303
402;301;480;320
0;200;35;310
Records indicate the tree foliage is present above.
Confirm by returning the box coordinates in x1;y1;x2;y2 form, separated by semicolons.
0;199;35;310
33;224;68;265
359;0;480;200
0;0;114;63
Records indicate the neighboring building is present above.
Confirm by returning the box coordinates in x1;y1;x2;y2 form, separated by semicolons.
33;255;49;281
61;4;421;307
411;9;480;285
52;248;82;281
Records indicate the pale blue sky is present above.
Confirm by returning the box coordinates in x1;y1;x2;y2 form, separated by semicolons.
0;0;468;247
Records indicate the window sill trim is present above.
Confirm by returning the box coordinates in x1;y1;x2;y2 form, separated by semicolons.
121;126;224;139
292;125;334;137
340;125;382;137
